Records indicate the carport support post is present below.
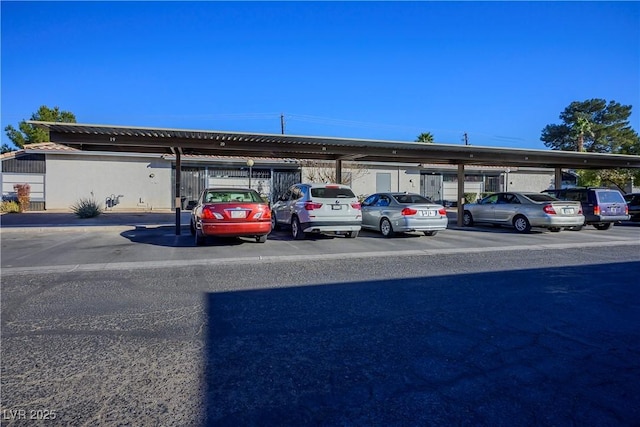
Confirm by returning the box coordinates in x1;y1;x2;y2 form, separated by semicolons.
457;164;465;227
555;168;563;190
336;159;343;184
175;148;182;235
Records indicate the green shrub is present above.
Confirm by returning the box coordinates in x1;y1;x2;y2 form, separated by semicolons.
464;192;478;203
1;201;21;213
72;198;102;218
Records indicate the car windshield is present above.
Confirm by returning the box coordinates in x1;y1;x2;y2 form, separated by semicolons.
525;194;558;202
311;187;355;198
204;190;262;203
393;194;432;204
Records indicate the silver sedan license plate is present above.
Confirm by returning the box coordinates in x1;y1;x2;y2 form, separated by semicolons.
563;208;575;214
332;205;342;210
420;210;436;217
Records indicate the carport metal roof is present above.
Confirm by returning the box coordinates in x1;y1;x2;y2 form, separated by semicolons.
29;121;640;233
29;121;640;169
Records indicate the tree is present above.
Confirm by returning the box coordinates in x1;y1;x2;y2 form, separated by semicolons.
415;132;434;143
301;160;368;187
541;99;640;190
540;99;639;154
576;169;635;193
4;105;76;149
572;114;593;153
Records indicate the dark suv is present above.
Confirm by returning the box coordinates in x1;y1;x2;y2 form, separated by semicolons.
542;187;629;230
624;193;640;222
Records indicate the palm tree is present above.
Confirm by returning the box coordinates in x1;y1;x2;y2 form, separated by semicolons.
415;132;434;143
573;115;593;152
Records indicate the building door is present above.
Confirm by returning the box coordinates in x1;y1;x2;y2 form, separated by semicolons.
172;167;204;209
421;174;443;202
271;170;301;203
376;173;391;192
485;176;500;194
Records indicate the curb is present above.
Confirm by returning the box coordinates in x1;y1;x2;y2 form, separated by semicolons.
0;224;191;234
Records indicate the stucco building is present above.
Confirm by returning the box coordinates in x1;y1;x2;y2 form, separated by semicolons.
1;142;577;211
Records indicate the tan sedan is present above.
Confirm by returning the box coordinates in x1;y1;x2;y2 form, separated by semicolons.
462;192;584;233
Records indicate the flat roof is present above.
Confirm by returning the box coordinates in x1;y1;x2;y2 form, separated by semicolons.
29;121;640;169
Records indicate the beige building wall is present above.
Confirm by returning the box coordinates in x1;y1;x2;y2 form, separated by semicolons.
507;169;555;193
45;154;172;210
350;165;421;197
300;162;421;198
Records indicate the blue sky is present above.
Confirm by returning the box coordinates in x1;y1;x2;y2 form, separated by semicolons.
2;1;638;150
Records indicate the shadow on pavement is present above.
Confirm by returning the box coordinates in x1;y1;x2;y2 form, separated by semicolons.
120;227;360;247
120;226;195;247
204;262;640;426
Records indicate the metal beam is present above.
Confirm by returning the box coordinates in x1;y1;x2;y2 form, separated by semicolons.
457;164;465;227
554;168;564;190
175;148;182;235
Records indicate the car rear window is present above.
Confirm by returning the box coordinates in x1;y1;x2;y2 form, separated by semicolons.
205;190;262;203
393;194;432;204
527;194;558;202
597;191;625;203
311;187;355;198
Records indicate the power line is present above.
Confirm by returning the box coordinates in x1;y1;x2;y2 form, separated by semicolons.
137;111;531;145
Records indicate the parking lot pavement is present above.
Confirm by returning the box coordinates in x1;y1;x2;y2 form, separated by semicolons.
203;260;640;426
1;212;639;273
1;248;639;425
2;211;639;425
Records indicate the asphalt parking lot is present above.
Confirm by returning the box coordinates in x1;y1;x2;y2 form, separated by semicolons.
1;211;639;273
1;212;639;426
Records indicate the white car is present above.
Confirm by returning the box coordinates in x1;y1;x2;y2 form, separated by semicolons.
271;183;362;239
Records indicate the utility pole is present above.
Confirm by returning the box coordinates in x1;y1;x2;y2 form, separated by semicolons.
463;132;469;145
280;113;285;135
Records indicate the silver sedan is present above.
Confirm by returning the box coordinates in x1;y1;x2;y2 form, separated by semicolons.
361;192;448;237
462;192;585;233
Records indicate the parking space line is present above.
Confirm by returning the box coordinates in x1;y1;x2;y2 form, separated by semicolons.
2;240;638;276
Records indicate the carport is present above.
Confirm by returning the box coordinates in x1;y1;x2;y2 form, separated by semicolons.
29;121;640;233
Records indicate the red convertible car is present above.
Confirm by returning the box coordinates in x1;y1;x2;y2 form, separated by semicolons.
190;188;272;245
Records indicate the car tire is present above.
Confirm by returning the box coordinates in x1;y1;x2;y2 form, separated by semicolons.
346;230;359;238
291;216;306;240
513;215;531;233
256;234;268;243
462;211;474;227
190;219;196;236
549;227;561;233
271;211;280;231
380;218;394;238
594;223;612;230
195;228;205;246
423;230;438;236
